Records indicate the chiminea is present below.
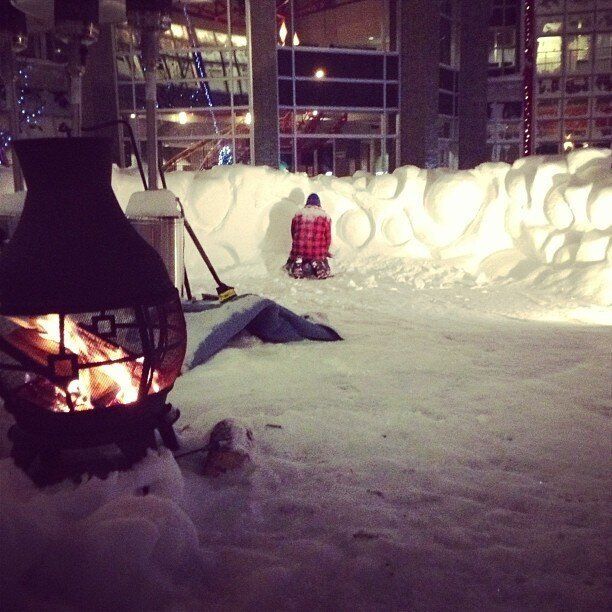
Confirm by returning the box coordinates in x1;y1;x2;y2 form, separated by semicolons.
0;138;187;484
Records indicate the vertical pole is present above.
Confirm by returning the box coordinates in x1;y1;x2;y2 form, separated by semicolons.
398;0;439;167
246;0;280;167
142;27;159;189
291;0;297;172
67;39;83;137
0;40;23;190
457;0;490;169
522;0;535;156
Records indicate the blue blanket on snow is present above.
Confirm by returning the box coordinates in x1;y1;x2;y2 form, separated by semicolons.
183;294;342;369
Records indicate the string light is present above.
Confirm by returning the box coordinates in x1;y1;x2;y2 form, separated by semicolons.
522;1;535;156
16;66;45;131
218;144;233;165
183;4;219;136
0;131;12;166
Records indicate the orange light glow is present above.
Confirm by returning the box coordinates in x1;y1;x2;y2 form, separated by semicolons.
8;314;158;412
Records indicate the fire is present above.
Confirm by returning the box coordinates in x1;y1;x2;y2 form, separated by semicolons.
7;314;159;412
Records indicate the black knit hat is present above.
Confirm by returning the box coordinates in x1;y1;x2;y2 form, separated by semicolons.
306;193;321;207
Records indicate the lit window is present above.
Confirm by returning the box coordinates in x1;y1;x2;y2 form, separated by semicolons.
488;27;516;69
170;24;187;40
536;36;563;74
566;34;592;73
195;28;217;46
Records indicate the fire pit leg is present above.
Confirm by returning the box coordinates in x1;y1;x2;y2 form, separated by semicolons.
157;404;180;451
8;425;39;471
117;429;158;465
8;425;63;485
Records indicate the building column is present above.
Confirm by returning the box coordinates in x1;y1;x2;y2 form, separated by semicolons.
398;0;440;168
457;0;490;169
246;0;279;168
82;24;123;165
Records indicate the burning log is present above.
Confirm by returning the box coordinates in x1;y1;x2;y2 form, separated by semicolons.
4;315;145;410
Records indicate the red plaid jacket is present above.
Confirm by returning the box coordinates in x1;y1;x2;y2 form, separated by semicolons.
289;206;331;260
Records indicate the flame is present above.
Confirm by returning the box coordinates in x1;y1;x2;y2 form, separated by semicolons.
9;314;159;412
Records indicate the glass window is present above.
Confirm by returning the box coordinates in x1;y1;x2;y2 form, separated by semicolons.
438;92;456;116
538;76;562;95
594;96;611;116
293;0;388;51
538;0;564;14
564;97;590;116
565;34;592;73
592;117;611;139
295;80;385;108
595;33;612;73
536;36;563;74
565;75;590;94
537;99;561;117
489;27;517;69
594;74;611;93
537;120;561;139
440;16;453;65
293;49;384;80
596;11;612;30
537;18;563;35
566;0;594;11
563;118;589;139
566;13;593;31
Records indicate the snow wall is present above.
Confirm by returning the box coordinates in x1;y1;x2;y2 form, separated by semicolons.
2;147;611;304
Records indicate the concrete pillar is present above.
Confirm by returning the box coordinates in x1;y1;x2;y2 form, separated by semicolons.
81;25;123;165
398;0;439;168
246;0;279;168
458;0;490;169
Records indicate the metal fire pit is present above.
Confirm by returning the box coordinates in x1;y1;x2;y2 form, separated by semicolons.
0;138;187;485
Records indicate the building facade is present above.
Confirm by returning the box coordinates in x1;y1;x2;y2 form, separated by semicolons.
1;0;493;176
487;0;612;163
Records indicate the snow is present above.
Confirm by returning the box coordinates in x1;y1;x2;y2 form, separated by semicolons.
0;152;611;610
126;189;181;218
113;147;612;304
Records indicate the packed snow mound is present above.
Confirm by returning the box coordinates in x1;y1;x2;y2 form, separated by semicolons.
0;449;204;609
2;149;610;303
113;149;611;304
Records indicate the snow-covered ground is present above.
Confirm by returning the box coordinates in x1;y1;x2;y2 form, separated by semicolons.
0;152;611;610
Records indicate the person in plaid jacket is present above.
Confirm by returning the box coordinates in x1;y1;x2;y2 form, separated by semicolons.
284;193;332;279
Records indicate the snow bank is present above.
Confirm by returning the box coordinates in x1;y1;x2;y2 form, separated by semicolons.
0;449;205;609
115;149;610;304
2;149;610;303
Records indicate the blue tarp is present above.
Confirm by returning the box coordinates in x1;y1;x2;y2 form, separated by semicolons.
183;294;342;369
